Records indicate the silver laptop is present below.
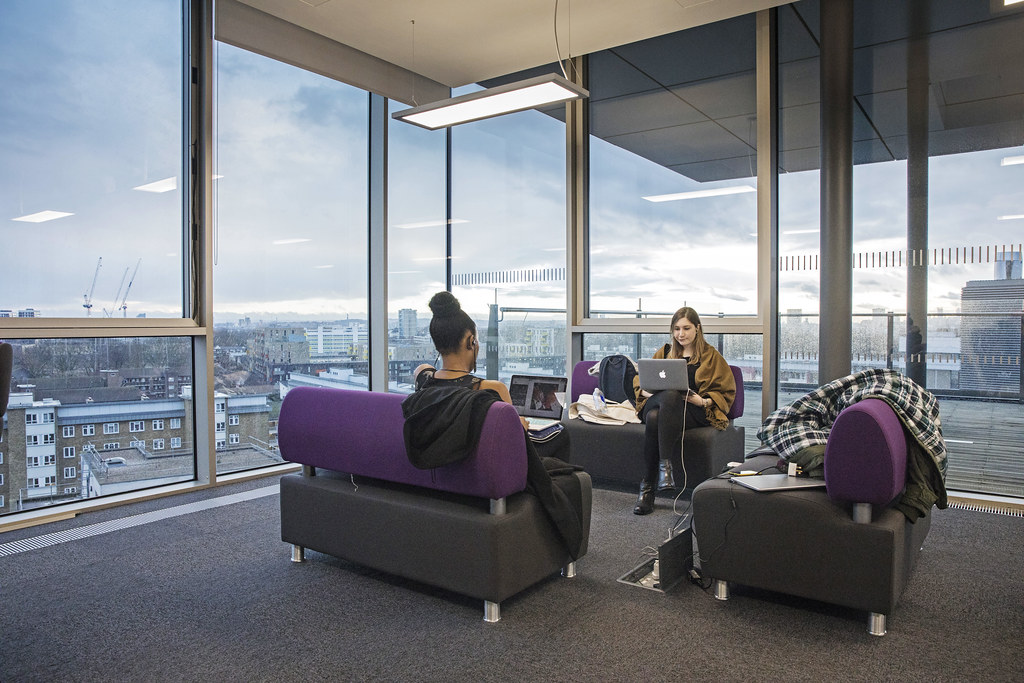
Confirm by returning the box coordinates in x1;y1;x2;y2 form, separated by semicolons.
508;374;567;428
730;473;827;492
638;358;690;392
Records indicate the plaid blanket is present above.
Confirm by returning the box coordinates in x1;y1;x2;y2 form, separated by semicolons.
758;368;947;481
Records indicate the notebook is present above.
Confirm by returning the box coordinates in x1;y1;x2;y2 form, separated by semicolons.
508;374;568;428
730;473;827;492
637;358;690;393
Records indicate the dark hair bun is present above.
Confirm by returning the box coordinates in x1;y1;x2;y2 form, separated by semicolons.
428;291;462;318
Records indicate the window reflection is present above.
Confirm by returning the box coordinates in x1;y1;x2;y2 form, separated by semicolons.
588;16;758;318
0;0;184;318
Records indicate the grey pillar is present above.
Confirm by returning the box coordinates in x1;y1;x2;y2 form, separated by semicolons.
486;303;499;380
906;0;930;386
368;93;389;392
818;0;854;383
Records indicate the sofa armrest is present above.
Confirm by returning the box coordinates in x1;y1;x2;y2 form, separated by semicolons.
824;398;908;507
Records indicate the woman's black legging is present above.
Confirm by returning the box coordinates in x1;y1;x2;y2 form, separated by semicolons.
641;390;710;483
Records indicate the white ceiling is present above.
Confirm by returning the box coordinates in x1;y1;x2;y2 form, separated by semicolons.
235;0;785;88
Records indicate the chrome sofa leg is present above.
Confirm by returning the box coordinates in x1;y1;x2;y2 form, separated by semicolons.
713;579;729;601
562;561;577;578
291;544;305;563
852;502;873;524
484;600;501;623
868;612;887;636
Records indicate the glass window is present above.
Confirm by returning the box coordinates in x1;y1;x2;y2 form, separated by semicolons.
64;467;76;478
0;336;194;516
0;0;185;318
130;421;144;432
152;419;164;430
777;0;1024;499
171;437;182;449
170;418;181;429
386;100;447;393
588;17;758;319
213;42;370;475
153;439;165;450
449;69;569;382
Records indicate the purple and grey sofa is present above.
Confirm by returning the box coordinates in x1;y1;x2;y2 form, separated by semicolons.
691;398;932;635
560;360;746;489
277;386;592;622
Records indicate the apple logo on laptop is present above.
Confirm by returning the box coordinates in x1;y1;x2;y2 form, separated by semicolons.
659;369;667;379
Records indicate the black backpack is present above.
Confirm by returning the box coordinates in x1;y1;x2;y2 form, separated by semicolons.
598;354;638;406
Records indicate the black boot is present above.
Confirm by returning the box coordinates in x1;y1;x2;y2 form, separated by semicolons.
658;459;676;491
633;480;655;515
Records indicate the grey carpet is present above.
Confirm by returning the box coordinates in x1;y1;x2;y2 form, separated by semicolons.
0;477;1021;682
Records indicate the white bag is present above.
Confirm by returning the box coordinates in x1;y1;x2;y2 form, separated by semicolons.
569;393;641;425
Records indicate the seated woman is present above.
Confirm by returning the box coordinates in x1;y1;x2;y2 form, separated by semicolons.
632;306;736;515
408;291;582;557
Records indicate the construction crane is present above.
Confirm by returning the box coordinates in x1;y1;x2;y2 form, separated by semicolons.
104;266;130;318
119;258;141;317
83;257;102;316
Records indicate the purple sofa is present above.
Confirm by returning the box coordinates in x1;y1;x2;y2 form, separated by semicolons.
277;386;592;622
560;360;745;489
691;398;932;635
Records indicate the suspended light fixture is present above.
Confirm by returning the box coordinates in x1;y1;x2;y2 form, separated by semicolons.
392;73;588;130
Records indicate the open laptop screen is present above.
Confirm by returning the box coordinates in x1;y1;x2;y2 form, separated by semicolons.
508;374;568;419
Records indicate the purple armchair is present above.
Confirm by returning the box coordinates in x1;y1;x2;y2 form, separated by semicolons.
277;387;591;623
692;398;932;636
561;360;745;489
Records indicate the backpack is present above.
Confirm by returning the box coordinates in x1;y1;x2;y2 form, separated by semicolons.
598;354;638;406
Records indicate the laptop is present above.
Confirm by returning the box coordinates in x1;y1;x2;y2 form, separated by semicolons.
730;473;827;492
508;374;568;429
637;358;690;393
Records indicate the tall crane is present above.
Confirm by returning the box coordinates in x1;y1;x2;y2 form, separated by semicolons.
119;258;141;317
83;257;102;316
104;266;130;318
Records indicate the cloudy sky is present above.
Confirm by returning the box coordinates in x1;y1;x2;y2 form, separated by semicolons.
2;0;1022;325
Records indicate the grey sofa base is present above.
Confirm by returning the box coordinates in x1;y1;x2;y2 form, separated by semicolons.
561;418;744;490
280;469;592;621
691;456;930;635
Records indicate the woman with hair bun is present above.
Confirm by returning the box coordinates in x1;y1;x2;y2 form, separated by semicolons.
412;291;525;426
406;291;583;559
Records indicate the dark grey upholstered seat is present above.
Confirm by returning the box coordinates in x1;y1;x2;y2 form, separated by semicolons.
276;386;592;622
692;398;934;636
560;360;745;489
281;470;592;609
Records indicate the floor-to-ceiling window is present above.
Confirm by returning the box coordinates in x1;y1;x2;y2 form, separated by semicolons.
1;0;195;515
778;0;1024;497
449;70;569;381
386;101;447;392
212;42;369;474
587;16;759;320
581;15;762;444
